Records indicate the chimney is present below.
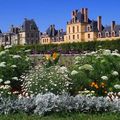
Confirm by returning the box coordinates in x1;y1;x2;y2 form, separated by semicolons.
72;10;75;19
97;16;102;32
61;29;63;33
81;8;84;15
84;8;88;23
111;21;115;31
52;25;55;36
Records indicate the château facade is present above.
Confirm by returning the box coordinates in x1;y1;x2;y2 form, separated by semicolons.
0;8;120;46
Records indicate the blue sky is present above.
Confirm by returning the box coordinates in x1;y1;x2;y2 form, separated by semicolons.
0;0;120;32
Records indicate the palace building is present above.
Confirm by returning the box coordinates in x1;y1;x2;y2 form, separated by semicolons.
41;8;120;44
66;8;120;43
40;25;65;44
0;8;120;46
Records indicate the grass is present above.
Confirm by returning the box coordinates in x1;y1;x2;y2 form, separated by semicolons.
0;112;120;120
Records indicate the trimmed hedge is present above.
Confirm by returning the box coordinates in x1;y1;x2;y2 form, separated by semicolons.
1;39;120;54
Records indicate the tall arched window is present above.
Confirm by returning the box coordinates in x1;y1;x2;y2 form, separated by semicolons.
88;34;90;38
69;27;70;33
77;26;79;32
73;26;75;33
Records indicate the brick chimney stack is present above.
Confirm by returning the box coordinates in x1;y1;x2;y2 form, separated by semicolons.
84;8;88;23
111;21;116;31
81;8;84;15
72;10;78;23
72;10;78;18
97;16;102;32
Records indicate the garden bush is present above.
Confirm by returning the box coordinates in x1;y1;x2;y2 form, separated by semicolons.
0;46;31;97
0;93;119;115
3;39;120;54
70;49;120;96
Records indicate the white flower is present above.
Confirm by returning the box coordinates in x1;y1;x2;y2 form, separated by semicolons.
0;51;6;56
4;80;11;85
71;70;78;75
13;55;21;59
91;91;95;94
84;90;90;94
75;56;81;61
25;57;30;61
11;65;17;68
101;76;108;80
13;91;19;94
114;84;120;89
0;85;4;89
58;66;68;74
118;92;120;96
79;64;94;71
25;49;31;53
0;79;3;83
0;62;6;67
4;45;12;49
111;52;120;57
4;85;11;89
112;71;119;76
12;77;18;80
103;49;111;55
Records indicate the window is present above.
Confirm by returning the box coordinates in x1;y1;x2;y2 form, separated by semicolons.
98;33;101;38
36;33;38;37
88;26;90;32
77;34;79;39
73;35;75;39
105;32;109;37
77;26;79;32
73;26;75;33
112;31;115;37
88;34;90;38
69;35;70;40
20;34;22;37
69;27;70;33
31;33;34;38
27;33;29;38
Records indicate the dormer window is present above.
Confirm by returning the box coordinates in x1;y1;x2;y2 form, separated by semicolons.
87;26;91;32
105;32;109;37
111;31;115;37
88;34;90;38
98;33;101;38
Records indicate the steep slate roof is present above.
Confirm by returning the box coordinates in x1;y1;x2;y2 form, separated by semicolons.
102;25;120;36
46;25;65;37
46;25;58;37
20;19;38;32
69;10;92;24
90;20;98;32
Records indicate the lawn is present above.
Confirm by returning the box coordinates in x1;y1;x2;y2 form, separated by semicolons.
0;113;120;120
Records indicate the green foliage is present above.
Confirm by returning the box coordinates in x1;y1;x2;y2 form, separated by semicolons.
4;39;120;54
70;49;120;96
23;65;71;95
0;112;119;120
0;47;31;97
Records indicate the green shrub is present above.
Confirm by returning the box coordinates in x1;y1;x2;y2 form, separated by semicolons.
0;47;31;97
69;49;120;96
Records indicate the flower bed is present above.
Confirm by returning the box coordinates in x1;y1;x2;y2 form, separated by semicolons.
0;46;31;97
0;47;120;115
0;93;120;115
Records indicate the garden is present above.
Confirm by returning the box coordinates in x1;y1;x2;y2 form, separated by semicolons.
0;44;120;119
